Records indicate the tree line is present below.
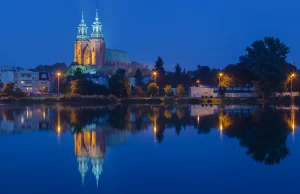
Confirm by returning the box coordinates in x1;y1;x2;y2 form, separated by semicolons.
18;36;299;99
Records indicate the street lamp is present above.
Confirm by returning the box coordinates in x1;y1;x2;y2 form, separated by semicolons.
218;73;223;93
197;80;200;87
291;73;296;97
57;72;61;95
153;71;157;83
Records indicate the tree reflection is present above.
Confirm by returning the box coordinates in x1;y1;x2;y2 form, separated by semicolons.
108;105;130;129
225;107;290;165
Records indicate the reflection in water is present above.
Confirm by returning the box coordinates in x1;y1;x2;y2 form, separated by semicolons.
0;104;298;170
75;130;105;187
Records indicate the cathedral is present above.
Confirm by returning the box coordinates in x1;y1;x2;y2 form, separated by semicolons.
74;10;130;69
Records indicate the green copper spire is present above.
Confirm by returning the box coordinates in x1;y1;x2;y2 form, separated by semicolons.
91;9;103;39
92;158;103;188
77;11;89;40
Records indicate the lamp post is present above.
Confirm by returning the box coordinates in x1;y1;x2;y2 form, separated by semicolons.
197;80;200;87
218;73;223;94
153;71;157;84
219;73;223;85
57;72;61;95
291;73;295;97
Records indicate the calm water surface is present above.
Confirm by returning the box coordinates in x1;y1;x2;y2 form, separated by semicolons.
0;104;300;194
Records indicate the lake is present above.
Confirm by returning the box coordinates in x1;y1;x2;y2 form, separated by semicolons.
0;104;299;194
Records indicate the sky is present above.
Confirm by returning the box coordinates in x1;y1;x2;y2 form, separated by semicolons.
1;0;300;71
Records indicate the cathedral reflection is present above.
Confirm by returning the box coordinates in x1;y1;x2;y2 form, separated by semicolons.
75;130;106;187
73;129;131;187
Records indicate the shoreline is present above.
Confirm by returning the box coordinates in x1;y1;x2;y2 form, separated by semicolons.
0;96;298;106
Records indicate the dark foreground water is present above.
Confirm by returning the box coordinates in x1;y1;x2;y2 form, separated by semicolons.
0;104;300;194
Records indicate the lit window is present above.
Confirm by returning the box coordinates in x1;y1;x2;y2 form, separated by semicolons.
21;81;25;84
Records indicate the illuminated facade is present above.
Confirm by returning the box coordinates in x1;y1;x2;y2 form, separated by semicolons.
74;130;106;186
74;10;130;69
0;67;50;94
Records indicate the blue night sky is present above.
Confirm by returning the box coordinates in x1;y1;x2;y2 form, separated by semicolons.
1;0;300;71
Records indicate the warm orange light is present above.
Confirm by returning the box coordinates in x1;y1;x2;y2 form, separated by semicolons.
219;73;223;77
57;72;61;76
291;73;296;77
153;72;157;76
197;80;200;84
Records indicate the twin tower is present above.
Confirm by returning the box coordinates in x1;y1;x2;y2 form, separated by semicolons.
74;10;106;67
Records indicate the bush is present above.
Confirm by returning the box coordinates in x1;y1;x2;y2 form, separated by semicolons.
121;98;163;105
177;98;203;104
14;88;27;98
69;79;108;95
108;94;118;102
163;97;175;105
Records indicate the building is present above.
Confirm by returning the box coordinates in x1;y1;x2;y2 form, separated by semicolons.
86;74;110;88
0;67;50;94
190;85;259;98
128;76;150;87
74;10;130;69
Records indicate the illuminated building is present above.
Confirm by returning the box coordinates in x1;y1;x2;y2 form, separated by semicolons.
0;68;50;94
74;10;130;69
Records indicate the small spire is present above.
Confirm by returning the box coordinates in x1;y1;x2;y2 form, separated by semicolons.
81;11;84;22
96;9;99;19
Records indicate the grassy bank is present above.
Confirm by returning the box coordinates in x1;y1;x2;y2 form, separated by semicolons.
0;94;118;105
121;97;259;105
0;96;266;105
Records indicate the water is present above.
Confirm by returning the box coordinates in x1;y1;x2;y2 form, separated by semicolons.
0;104;300;194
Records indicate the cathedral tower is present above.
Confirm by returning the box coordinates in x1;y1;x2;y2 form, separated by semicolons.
90;9;106;67
74;12;90;65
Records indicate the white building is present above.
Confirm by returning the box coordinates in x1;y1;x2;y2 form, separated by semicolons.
0;66;50;94
190;85;259;98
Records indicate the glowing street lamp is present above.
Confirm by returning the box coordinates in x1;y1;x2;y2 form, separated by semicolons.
290;73;296;97
57;72;61;95
153;71;158;83
219;73;223;83
197;80;200;87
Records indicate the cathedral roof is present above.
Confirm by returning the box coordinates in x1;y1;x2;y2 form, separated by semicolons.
105;49;130;63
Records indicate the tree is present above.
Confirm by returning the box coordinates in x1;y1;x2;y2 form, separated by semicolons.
176;84;185;96
239;37;290;98
66;65;86;80
109;71;131;98
164;85;172;96
218;74;234;96
174;63;182;76
2;82;14;96
69;79;108;95
134;86;144;97
147;83;159;97
33;63;68;73
153;57;166;87
134;68;143;87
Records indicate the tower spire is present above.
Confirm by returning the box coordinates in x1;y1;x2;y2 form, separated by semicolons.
96;9;99;20
77;11;89;40
91;9;103;39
